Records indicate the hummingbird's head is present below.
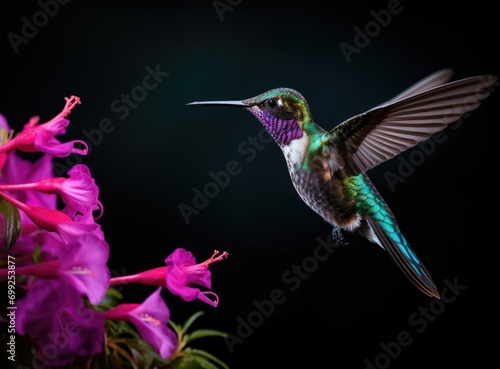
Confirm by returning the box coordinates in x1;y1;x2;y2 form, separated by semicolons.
187;88;313;147
242;88;312;121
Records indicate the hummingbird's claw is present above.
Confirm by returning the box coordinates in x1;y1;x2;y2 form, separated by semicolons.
332;226;348;246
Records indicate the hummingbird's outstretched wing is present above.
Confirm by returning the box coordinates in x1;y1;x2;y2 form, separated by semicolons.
381;68;454;105
329;70;497;176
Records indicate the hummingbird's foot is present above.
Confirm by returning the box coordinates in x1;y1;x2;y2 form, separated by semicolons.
332;226;348;246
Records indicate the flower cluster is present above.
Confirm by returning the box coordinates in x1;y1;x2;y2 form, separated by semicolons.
0;97;229;368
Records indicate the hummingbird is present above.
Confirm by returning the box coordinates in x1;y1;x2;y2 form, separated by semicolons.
187;69;497;299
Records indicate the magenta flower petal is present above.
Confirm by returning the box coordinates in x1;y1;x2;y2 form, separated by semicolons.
0;154;56;250
34;116;88;157
165;249;210;302
0;191;72;232
0;163;99;218
23;231;63;261
16;279;105;366
0;190;105;247
104;288;178;359
4;233;110;304
128;288;177;359
165;249;211;288
164;248;228;307
58;209;105;242
0;152;56;209
165;263;211;301
165;248;196;266
57;233;110;305
0;153;57;252
0;96;88;158
61;164;100;216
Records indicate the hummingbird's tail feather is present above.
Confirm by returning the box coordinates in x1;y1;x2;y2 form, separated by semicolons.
353;175;440;298
365;216;440;299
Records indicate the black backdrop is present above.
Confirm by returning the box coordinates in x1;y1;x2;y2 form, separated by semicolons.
1;1;497;368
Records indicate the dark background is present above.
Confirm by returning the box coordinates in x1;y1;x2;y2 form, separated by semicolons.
1;1;497;368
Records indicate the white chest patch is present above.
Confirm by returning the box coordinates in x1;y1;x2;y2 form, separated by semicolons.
282;134;309;168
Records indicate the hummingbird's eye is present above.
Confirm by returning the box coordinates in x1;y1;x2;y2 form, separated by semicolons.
267;99;277;108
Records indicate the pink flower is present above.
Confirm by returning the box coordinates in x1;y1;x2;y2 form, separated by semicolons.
16;279;105;367
0;96;88;157
103;287;177;359
109;248;229;307
0;151;61;255
56;233;110;304
0;190;104;244
62;164;101;216
0;190;71;231
0;163;100;217
165;248;228;307
1;233;110;304
0;151;56;215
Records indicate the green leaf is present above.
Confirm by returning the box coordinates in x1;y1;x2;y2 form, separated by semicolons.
184;329;227;344
108;348;126;369
109;341;139;369
171;356;201;369
113;320;142;339
182;311;205;333
173;355;221;369
0;195;21;252
185;349;230;369
107;286;125;300
168;320;183;337
188;354;221;369
114;335;172;368
129;346;152;369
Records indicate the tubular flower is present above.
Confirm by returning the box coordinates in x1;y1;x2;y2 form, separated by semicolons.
109;248;229;307
1;233;110;305
165;248;229;307
0;151;57;220
0;96;88;157
0;163;100;217
103;287;177;359
56;233;110;304
0;190;104;244
0;149;59;255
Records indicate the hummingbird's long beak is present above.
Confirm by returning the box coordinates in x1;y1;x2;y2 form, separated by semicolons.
186;100;250;108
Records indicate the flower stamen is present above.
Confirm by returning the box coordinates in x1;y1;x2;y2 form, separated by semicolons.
53;96;81;121
69;266;96;277
188;250;229;269
140;313;161;326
